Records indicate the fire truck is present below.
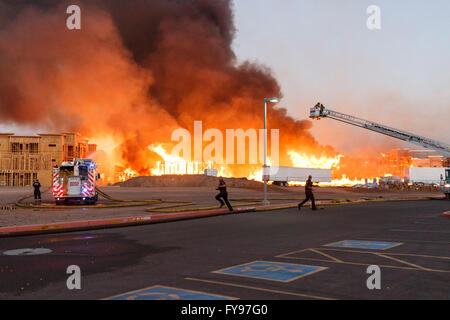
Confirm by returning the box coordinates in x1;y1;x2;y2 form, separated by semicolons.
310;103;450;199
443;168;450;200
52;158;100;205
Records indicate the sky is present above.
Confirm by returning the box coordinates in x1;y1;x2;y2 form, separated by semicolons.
232;0;450;154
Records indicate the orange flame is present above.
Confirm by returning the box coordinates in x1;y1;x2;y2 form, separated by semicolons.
118;168;139;182
289;175;377;187
149;143;215;176
114;144;378;187
288;151;343;169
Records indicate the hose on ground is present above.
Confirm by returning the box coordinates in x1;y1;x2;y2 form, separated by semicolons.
15;187;263;211
16;186;428;212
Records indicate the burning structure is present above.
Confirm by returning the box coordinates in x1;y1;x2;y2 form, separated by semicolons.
0;133;96;186
377;149;448;178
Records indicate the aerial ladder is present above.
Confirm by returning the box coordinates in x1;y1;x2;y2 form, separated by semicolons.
309;103;450;198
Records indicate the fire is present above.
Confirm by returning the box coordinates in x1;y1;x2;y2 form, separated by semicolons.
248;169;263;182
149;144;215;176
288;151;343;169
146;144;362;185
118;168;138;182
247;158;273;182
217;166;233;178
149;144;184;165
321;175;375;187
113;143;375;187
245;153;368;186
289;175;376;187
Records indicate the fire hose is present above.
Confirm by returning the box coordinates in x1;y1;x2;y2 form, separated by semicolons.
14;187;154;209
95;188;264;212
14;187;262;211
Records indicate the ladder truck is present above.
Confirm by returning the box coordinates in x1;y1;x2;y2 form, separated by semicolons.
52;158;100;205
309;103;450;199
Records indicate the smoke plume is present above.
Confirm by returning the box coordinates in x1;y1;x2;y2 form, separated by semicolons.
0;0;335;173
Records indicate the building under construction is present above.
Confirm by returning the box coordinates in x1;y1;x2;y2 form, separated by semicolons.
0;133;96;186
377;148;448;178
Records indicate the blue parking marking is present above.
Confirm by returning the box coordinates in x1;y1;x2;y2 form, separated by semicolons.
106;285;235;300
325;240;403;250
214;261;327;282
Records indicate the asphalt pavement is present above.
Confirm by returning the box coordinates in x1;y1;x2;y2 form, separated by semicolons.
0;199;449;300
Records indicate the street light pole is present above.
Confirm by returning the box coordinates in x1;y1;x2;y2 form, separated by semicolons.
263;97;279;206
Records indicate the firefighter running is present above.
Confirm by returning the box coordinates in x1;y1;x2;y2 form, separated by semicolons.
215;177;233;212
298;175;318;211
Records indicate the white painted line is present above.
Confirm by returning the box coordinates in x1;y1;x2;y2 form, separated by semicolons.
3;248;52;256
390;229;450;234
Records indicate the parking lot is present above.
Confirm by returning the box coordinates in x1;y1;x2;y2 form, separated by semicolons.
0;198;448;300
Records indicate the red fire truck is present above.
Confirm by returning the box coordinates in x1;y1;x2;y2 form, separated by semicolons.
52;158;100;205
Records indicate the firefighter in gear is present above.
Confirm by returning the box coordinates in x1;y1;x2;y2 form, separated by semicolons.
216;177;233;212
33;179;41;203
298;175;317;211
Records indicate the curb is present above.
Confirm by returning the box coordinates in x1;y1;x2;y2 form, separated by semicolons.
251;197;436;212
15;202;154;209
254;203;298;212
0;207;256;238
442;211;450;218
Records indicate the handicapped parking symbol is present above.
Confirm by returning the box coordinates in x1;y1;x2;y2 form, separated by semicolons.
343;241;384;247
215;261;327;282
106;285;234;300
327;240;402;250
242;263;304;274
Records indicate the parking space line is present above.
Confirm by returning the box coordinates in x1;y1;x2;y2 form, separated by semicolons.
359;238;450;245
276;249;308;259
413;222;448;225
308;248;344;263
185;277;336;300
278;248;450;273
391;229;450;234
279;255;431;271
319;248;450;260
375;253;431;271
